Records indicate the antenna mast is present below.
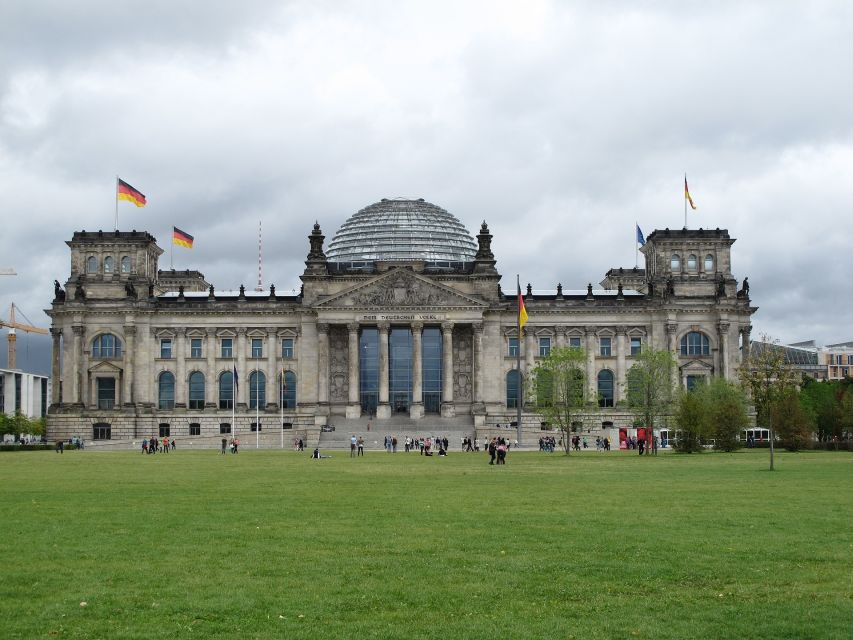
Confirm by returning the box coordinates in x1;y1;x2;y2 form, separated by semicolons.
255;220;264;292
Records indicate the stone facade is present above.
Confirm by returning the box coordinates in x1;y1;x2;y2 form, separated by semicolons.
46;215;756;445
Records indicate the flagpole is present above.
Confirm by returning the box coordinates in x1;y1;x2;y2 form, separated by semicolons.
516;274;522;446
255;354;260;449
114;176;119;231
280;370;284;450
684;173;687;229
635;221;638;268
232;359;236;443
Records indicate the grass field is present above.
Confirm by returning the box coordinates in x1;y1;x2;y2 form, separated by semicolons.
0;448;850;639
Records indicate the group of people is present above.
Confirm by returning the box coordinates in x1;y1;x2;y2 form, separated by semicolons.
539;436;558;452
220;437;240;454
623;435;658;455
595;436;612;451
487;437;509;465
461;436;479;451
350;435;365;456
142;436;175;454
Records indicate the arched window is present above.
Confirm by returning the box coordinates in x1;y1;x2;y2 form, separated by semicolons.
280;370;297;409
680;331;711;356
249;371;266;409
92;334;122;358
506;370;520;408
704;254;714;272
687;254;697;270
121;256;131;273
86;256;98;273
188;372;205;410
597;370;614;408
218;371;233;409
158;372;175;410
670;254;681;271
103;256;113;273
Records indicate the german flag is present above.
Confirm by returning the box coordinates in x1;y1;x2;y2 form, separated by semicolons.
117;178;146;207
173;226;194;249
518;285;529;331
684;176;697;210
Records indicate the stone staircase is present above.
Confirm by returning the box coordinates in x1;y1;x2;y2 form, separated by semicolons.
317;414;477;450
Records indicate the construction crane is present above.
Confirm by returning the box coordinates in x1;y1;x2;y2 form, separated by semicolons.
0;303;49;369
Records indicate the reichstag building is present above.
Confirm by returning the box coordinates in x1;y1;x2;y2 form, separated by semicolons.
46;198;756;445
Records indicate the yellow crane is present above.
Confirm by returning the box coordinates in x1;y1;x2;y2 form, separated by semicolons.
0;303;49;369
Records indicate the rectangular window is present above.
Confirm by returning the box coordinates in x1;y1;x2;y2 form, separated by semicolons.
251;338;263;359
599;337;611;356
836;355;843;365
508;337;519;357
221;338;233;358
92;423;111;440
97;377;116;410
630;337;642;356
282;422;293;430
189;423;201;436
219;422;231;435
15;373;22;412
159;423;170;437
160;338;172;359
190;338;202;358
282;338;294;358
539;337;551;357
569;337;582;349
848;355;853;365
250;421;262;432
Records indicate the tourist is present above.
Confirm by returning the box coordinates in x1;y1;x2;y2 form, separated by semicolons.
143;438;149;454
221;437;227;454
357;436;364;456
488;438;497;465
350;434;357;457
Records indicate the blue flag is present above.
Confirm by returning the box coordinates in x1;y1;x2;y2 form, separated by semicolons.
636;224;646;246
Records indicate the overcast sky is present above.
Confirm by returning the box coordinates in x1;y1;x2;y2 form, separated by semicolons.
2;1;852;374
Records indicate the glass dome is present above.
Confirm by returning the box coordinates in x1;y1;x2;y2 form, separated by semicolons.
326;198;477;264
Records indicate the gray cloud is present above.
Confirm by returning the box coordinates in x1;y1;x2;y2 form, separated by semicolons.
1;0;851;375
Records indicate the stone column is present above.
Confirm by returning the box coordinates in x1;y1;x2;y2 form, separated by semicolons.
666;322;680;389
317;323;330;408
267;327;278;409
377;322;391;418
472;322;484;407
615;326;627;404
175;328;186;408
236;327;247;407
346;323;361;418
741;324;752;361
718;321;730;379
50;328;62;405
585;326;597;402
555;325;567;349
205;328;217;407
123;326;136;406
440;322;455;417
410;322;424;419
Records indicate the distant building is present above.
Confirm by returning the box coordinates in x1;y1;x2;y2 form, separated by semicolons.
0;367;50;419
748;341;825;380
45;199;756;445
824;342;853;380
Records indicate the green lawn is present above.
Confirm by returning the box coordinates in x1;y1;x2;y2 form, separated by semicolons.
0;448;850;639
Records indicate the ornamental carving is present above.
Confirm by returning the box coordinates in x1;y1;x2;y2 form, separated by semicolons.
453;326;472;401
352;272;453;307
328;325;349;402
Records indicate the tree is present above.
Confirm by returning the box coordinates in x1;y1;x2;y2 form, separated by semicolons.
529;346;586;454
772;389;814;451
672;387;705;453
738;336;800;470
704;378;749;452
799;378;842;442
626;347;677;449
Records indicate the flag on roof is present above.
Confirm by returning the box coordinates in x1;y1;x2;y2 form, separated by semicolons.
173;226;194;249
684;176;697;210
117;178;146;207
518;285;529;331
636;224;646;246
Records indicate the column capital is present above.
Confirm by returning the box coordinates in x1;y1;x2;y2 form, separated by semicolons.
50;327;63;338
72;325;85;337
317;322;329;335
717;321;730;334
378;322;390;332
347;322;360;333
123;325;137;337
175;327;186;337
472;322;484;334
584;325;597;336
441;321;454;332
411;321;424;332
615;325;628;335
665;322;679;335
554;325;567;337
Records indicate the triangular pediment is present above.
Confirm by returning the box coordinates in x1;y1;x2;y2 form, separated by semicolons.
88;360;123;374
680;359;714;373
315;268;487;309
